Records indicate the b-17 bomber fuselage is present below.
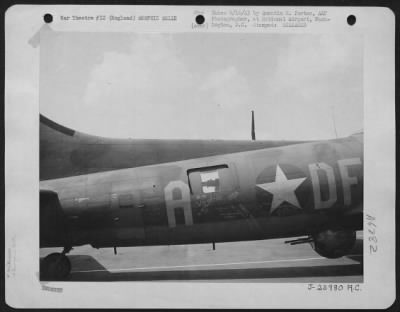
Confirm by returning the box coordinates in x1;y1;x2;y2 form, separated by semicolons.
40;133;363;251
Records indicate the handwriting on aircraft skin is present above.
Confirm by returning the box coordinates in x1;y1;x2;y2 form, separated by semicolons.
164;157;362;228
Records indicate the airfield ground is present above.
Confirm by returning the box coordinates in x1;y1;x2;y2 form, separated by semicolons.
40;232;363;282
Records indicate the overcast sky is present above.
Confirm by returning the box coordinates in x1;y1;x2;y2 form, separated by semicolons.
40;31;363;140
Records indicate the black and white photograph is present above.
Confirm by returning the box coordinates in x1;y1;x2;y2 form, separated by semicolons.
38;30;364;282
5;5;396;309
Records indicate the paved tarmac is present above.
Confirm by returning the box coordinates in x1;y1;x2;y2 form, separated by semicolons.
40;232;363;282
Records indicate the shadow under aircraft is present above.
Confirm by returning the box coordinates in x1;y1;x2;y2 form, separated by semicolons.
39;112;363;280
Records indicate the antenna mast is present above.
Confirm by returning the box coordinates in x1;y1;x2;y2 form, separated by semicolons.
251;110;256;141
331;106;338;138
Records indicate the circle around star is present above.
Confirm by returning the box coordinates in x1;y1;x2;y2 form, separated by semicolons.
255;163;312;216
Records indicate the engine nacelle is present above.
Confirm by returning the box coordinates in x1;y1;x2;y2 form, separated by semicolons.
311;229;356;259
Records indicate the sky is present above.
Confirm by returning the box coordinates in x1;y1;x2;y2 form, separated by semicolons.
40;31;363;140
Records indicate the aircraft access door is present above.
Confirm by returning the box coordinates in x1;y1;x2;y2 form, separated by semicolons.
187;164;242;224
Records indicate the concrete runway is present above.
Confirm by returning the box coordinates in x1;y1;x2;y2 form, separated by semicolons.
40;232;363;282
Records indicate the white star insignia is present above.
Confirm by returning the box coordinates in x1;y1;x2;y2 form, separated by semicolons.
257;165;306;213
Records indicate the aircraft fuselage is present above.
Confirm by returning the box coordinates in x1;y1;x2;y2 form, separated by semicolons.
40;134;363;249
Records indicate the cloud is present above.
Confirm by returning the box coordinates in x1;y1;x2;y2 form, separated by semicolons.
257;34;363;139
82;34;194;137
85;34;193;102
83;36;254;139
43;33;362;140
200;66;251;109
271;34;361;99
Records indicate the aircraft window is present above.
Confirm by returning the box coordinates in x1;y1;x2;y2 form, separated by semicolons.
187;165;228;194
200;171;219;193
118;194;134;209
